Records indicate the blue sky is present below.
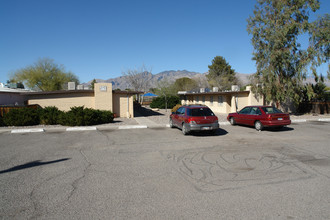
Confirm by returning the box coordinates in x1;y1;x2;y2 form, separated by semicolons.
1;0;329;84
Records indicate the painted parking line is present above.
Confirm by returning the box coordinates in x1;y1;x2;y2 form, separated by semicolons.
11;128;45;133
66;127;97;131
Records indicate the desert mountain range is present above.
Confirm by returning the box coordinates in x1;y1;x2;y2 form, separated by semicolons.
84;70;329;91
85;70;253;91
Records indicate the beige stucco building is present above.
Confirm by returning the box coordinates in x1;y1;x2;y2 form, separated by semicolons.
179;86;264;114
1;83;140;118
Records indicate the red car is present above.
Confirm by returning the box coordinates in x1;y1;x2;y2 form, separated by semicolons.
227;106;291;131
170;105;219;135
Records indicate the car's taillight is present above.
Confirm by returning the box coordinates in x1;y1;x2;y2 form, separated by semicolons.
188;118;196;124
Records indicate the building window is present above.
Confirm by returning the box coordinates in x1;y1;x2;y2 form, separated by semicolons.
218;96;223;106
202;96;205;104
210;96;213;106
196;96;199;103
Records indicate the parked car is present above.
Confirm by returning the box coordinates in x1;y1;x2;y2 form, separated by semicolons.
227;106;291;131
170;105;219;135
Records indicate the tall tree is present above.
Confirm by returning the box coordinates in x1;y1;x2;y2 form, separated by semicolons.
10;58;79;91
247;0;320;106
122;64;152;92
206;56;238;90
308;14;330;80
122;64;152;104
153;78;177;97
173;77;198;92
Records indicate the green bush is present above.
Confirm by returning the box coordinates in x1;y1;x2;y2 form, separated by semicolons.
0;116;4;127
40;106;62;125
62;106;85;126
150;96;180;109
59;106;114;126
3;108;40;126
1;106;114;127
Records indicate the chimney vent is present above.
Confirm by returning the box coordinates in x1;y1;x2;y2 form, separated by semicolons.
68;82;76;90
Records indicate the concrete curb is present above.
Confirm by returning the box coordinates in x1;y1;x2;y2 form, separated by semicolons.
2;118;330;133
66;127;97;131
11;128;45;133
291;119;307;123
318;118;330;122
118;125;148;129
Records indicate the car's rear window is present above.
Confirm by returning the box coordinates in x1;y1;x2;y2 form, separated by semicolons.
188;108;215;116
262;107;283;114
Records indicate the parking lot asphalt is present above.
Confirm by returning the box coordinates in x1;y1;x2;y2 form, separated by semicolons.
0;121;330;219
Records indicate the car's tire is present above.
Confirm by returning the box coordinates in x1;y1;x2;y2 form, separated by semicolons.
230;117;236;125
169;118;174;128
255;121;263;131
182;123;189;135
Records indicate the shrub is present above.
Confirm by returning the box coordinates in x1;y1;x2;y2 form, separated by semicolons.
150;96;180;109
0;116;4;127
59;106;114;126
100;110;114;124
62;106;85;126
171;104;182;113
1;106;114;127
40;106;62;125
3;108;40;126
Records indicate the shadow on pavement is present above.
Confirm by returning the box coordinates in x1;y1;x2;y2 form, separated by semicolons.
232;124;294;132
191;128;228;137
266;127;294;132
0;158;70;174
134;105;164;117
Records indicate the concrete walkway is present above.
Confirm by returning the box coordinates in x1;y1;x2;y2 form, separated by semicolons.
134;117;159;127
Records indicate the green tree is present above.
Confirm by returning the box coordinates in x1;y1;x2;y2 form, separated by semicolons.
152;78;178;111
308;14;330;80
173;77;198;92
247;0;320;107
9;58;79;91
90;79;97;90
206;56;238;90
153;78;177;97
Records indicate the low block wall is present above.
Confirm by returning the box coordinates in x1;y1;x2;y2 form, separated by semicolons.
298;102;330;114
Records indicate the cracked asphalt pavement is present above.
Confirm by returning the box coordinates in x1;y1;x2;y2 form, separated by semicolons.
1;122;330;219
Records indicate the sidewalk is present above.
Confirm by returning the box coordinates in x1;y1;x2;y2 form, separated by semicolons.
1;107;330;133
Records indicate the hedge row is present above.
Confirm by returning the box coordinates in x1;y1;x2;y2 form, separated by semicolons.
150;96;180;109
0;106;114;127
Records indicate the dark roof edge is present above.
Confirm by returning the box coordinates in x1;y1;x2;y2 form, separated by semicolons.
113;90;144;95
21;90;94;95
180;90;250;96
20;90;143;95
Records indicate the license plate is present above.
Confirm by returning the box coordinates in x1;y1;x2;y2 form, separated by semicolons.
202;127;211;130
278;118;283;120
